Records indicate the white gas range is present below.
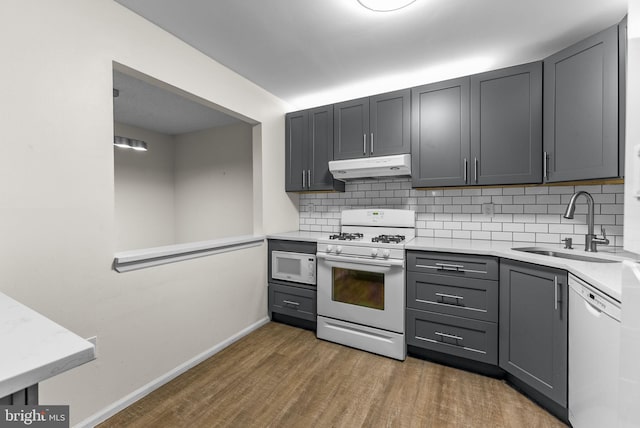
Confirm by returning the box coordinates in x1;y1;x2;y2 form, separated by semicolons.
316;209;415;360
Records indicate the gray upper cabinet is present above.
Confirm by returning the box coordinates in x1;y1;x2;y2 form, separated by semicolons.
412;63;542;188
499;259;568;407
543;24;621;182
411;77;470;188
471;62;542;185
285;110;307;192
370;90;411;156
334;89;410;160
285;105;344;192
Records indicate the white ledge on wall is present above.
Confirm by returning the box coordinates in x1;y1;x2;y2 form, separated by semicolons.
113;235;265;272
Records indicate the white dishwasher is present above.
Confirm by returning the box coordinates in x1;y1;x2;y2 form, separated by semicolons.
569;274;621;428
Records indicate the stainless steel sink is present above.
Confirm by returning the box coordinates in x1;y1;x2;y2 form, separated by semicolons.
511;247;621;263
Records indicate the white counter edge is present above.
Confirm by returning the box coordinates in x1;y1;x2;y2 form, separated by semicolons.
113;235;265;272
0;292;96;398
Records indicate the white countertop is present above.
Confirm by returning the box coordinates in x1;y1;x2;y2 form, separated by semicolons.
406;238;638;302
266;231;638;302
0;292;96;398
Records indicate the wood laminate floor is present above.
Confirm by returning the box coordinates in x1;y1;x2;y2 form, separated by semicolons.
99;322;567;428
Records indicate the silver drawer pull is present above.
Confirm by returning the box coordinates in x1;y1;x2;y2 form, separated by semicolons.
435;292;464;301
283;300;300;307
435;263;465;271
434;331;463;341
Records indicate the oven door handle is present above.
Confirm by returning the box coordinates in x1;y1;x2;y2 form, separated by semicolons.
316;253;404;269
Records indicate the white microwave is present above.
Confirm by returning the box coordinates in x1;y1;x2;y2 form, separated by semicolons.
271;251;316;285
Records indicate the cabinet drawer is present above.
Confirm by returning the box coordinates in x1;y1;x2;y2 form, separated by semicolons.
269;283;316;322
407;251;499;280
407;272;498;322
406;308;498;365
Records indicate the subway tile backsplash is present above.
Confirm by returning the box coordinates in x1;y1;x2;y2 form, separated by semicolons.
298;178;625;247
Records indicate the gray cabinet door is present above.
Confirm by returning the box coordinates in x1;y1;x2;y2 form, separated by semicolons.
370;89;410;156
471;62;542;185
334;97;370;160
411;77;470;187
618;16;627;177
285;110;308;191
499;259;568;407
308;105;335;190
543;24;620;182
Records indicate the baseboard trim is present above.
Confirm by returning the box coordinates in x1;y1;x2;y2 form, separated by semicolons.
75;317;270;428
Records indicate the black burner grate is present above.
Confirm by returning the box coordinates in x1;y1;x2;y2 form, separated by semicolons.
371;234;405;244
329;233;364;241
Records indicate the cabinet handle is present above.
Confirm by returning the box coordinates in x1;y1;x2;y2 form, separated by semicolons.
464;158;468;183
435;331;463;341
370;133;374;154
308;170;311;187
435;292;464;302
544;152;549;179
283;300;300;307
435;262;465;271
363;134;366;155
302;170;306;188
554;276;558;311
474;157;478;183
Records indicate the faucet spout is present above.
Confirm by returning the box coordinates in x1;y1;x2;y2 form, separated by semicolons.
563;191;605;252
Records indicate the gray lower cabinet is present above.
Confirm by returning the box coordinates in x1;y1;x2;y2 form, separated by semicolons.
406;251;499;365
285;105;344;192
268;283;316;322
268;239;317;329
0;384;38;405
543;23;622;182
334;89;410;160
411;62;542;188
499;259;568;407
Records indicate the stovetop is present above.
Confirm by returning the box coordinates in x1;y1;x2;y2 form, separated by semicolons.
317;209;416;258
328;232;406;244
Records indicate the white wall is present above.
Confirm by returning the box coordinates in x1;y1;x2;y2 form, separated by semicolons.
174;123;253;243
114;122;176;250
0;0;298;424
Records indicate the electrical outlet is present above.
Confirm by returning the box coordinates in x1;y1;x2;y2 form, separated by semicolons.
482;203;495;217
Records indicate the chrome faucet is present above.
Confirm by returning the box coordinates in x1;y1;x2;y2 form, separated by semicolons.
563;191;609;252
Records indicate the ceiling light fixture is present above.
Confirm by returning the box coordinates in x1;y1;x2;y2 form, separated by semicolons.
114;136;148;152
357;0;417;12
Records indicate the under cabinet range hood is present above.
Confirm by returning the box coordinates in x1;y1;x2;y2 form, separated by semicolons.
329;154;411;180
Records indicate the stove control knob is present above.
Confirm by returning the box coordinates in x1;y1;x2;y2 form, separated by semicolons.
336;246;343;254
382;249;391;259
371;248;378;257
326;245;334;253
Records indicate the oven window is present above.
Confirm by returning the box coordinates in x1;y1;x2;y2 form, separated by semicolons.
332;267;384;310
277;257;301;275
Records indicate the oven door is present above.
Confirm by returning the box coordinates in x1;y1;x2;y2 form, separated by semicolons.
316;253;405;333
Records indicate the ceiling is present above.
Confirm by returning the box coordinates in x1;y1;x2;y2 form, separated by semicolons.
114;0;627;110
113;70;241;136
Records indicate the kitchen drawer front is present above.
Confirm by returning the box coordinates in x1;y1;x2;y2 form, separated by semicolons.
407;272;498;322
407;251;499;280
406;308;498;365
269;283;316;322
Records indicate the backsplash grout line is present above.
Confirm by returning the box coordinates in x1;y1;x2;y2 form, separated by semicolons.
298;178;625;247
